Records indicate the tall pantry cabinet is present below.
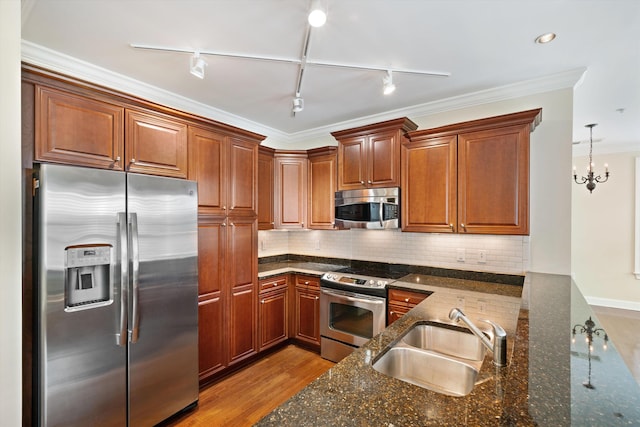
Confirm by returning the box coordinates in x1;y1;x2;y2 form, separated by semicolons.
188;126;264;383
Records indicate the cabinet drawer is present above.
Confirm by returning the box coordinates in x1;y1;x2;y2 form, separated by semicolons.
294;275;320;289
259;275;288;294
388;288;430;307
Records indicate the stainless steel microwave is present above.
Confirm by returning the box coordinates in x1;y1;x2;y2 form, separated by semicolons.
334;187;400;229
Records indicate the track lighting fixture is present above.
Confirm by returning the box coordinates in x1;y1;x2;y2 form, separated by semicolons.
190;52;206;79
308;0;327;28
292;94;304;113
383;70;396;95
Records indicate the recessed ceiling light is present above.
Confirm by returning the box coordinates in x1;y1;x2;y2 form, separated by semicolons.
535;32;556;44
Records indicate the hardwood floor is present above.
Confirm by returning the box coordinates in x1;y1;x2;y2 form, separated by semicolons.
163;345;334;427
591;305;640;385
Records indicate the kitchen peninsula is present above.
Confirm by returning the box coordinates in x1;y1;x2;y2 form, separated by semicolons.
255;269;640;426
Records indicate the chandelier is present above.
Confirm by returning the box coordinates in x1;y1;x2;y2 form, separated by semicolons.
573;123;609;193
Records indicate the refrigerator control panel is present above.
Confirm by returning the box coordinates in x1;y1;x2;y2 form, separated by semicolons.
64;245;113;311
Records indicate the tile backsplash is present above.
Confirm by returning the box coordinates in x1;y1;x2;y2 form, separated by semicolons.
258;229;529;275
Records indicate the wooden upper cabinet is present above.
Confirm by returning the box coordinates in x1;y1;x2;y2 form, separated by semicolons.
406;108;542;235
188;127;258;216
307;147;337;229
402;135;457;233
35;85;124;170
258;146;275;230
125;109;188;178
227;137;258;217
332;117;418;190
458;124;530;235
188;126;226;214
274;152;308;229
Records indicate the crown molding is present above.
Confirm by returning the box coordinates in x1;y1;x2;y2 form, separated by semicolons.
20;40;286;141
21;40;585;146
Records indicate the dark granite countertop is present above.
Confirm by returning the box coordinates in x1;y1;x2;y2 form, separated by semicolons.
256;272;640;426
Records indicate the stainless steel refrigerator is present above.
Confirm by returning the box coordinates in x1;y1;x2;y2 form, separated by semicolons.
34;163;199;426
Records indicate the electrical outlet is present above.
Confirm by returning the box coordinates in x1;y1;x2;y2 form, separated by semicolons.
478;250;487;264
478;299;486;314
456;248;466;262
456;296;465;309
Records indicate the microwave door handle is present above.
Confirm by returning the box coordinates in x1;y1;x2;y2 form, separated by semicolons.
128;212;140;343
116;212;128;347
379;202;384;227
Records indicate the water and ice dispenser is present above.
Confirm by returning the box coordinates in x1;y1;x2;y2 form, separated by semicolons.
65;245;113;311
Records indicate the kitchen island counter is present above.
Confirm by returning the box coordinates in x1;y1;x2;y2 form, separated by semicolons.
256;273;640;426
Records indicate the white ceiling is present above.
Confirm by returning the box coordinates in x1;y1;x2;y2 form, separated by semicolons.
20;0;640;150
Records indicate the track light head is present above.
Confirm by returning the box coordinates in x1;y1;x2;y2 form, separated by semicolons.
308;0;327;27
383;70;396;95
292;94;304;113
190;52;206;79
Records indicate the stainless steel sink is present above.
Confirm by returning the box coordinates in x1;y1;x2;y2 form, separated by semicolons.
401;323;486;361
371;321;487;396
372;346;480;396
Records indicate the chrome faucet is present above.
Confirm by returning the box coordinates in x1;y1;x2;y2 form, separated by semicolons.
449;308;507;367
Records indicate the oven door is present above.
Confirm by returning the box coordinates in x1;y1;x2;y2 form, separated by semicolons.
319;288;386;348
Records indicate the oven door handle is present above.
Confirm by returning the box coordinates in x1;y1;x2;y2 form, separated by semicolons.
379;202;384;228
321;288;385;305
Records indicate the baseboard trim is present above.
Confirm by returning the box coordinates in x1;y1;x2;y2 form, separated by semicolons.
586;296;640;312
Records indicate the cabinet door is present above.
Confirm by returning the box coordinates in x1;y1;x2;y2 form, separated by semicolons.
274;155;308;229
368;130;400;187
226;218;258;365
308;150;337;229
387;303;409;325
458;124;529;235
258;149;275;230
337;136;367;190
228;137;258;217
125;109;188;178
258;288;289;351
197;216;226;381
402;135;457;233
35;86;124;170
188;126;226;214
294;287;320;346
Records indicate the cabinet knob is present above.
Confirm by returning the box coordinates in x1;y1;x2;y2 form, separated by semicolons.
390;311;395;315
304;281;309;285
130;158;136;163
404;298;410;302
222;206;226;211
301;222;304;228
368;180;372;184
315;296;319;300
115;156;121;162
221;222;226;227
360;181;365;185
449;223;454;230
460;223;466;230
261;300;265;304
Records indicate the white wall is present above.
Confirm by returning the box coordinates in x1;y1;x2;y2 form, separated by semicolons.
0;0;23;425
572;150;640;308
261;88;574;278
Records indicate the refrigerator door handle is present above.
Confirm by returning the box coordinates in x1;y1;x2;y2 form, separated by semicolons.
116;212;128;346
129;212;140;343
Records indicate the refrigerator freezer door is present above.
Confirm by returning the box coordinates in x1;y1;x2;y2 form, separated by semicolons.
126;173;199;426
37;164;127;426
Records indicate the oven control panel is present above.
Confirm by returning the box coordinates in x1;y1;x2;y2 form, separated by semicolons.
322;273;389;288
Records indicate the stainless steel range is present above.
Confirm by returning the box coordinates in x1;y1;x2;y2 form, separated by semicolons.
320;269;401;362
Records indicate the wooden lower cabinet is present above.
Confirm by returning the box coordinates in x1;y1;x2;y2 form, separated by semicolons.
387;288;430;325
293;275;321;348
258;287;289;351
197;214;258;384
